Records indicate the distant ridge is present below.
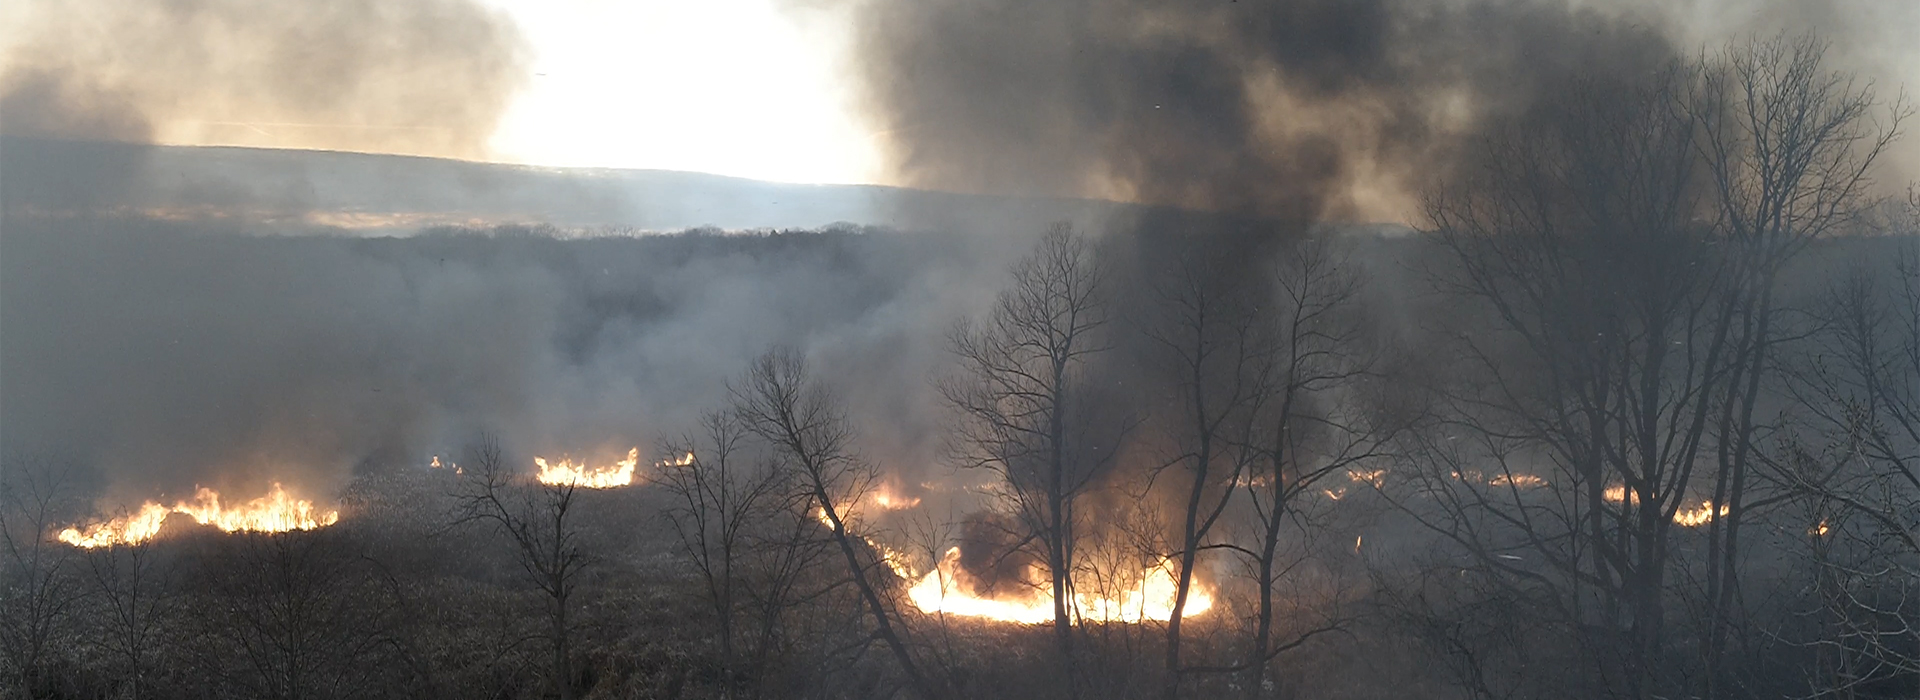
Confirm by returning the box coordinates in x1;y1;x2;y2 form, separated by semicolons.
0;137;1160;235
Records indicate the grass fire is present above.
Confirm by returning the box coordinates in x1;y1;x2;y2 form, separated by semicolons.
2;0;1918;698
533;447;641;489
54;484;340;548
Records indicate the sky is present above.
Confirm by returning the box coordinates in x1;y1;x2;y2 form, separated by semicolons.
1;0;1913;195
429;0;1920;193
479;0;884;185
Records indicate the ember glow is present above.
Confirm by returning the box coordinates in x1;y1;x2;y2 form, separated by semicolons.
905;547;1214;625
534;447;639;488
56;483;341;548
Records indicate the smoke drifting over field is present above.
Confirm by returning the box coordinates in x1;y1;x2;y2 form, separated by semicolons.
0;217;1015;504
0;0;527;158
0;0;1911;521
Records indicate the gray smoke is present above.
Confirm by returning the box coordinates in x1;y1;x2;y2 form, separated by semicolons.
845;0;1914;223
4;0;1909;516
0;218;1013;506
0;0;528;159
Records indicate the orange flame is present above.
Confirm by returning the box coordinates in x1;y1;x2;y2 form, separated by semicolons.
808;489;1210;624
1672;501;1728;527
870;489;921;510
1490;473;1544;488
905;547;1213;624
813;505;919;579
57;483;340;548
1347;468;1387;487
1601;486;1725;527
534;448;639;488
429;455;463;474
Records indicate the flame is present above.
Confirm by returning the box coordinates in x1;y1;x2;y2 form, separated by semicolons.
870;489;921;510
808;487;1206;625
905;547;1213;624
659;452;695;468
1672;501;1728;527
836;488;924;577
812;505;919;579
57;484;340;548
1490;473;1544;488
1811;520;1831;537
1600;486;1725;527
1347;469;1386;487
1232;474;1274;488
534;448;639;488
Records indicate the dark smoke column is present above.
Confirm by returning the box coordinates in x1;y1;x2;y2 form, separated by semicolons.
847;0;1688;225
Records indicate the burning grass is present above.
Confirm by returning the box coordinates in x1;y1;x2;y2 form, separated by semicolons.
904;546;1212;625
534;447;640;488
57;483;340;548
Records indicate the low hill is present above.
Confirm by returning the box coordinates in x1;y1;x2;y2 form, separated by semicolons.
0;136;1165;235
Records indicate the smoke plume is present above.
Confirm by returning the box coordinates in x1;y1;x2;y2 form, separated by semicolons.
0;217;1014;506
0;0;527;158
845;0;1910;223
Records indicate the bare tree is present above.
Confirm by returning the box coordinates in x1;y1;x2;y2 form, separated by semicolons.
453;433;591;700
0;455;81;697
731;347;939;700
187;529;408;700
1769;234;1920;696
660;409;830;699
1418;61;1724;700
83;532;175;700
1686;35;1909;697
1138;244;1273;700
1235;236;1392;698
941;223;1119;691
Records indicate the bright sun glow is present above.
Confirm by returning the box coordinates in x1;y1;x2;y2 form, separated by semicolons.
481;0;882;185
